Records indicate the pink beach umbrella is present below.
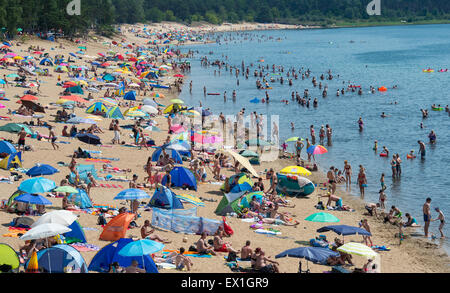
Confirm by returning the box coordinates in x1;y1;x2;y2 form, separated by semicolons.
0;103;5;109
307;145;328;155
170;124;186;134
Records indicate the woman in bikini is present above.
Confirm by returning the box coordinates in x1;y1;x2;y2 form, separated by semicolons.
144;157;153;187
344;160;352;188
357;166;367;198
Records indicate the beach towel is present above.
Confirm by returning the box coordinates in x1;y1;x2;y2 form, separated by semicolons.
85;158;111;163
163;250;212;258
70;243;100;252
98;183;124;189
254;228;281;235
156;263;176;270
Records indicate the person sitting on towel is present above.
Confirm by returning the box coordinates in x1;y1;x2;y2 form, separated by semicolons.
140;220;171;244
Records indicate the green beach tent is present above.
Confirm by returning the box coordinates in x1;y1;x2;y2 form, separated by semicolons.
215;192;244;216
0;243;20;273
105;106;124;119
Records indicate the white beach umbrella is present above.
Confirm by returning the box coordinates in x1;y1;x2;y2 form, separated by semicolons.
20;223;72;241
141;105;158;114
31;210;78;228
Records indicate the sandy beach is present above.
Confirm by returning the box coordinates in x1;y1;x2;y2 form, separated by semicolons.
0;22;449;274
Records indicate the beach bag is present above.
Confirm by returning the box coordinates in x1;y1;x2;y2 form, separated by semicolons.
222;217;234;236
188;245;197;252
227;251;237;262
97;214;107;226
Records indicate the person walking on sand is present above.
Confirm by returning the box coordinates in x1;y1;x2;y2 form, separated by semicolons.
423;198;432;237
112;120;121;144
17;127;27;152
360;219;373;247
432;207;445;239
48;126;59;150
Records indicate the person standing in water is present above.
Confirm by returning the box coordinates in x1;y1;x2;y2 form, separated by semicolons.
423;198;432;238
432;207;445;239
418;140;426;159
319;125;325;145
310;125;316;145
358;117;364;131
357;165;367;198
326;124;332;146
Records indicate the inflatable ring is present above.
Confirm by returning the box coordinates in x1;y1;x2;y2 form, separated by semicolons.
379;153;388;157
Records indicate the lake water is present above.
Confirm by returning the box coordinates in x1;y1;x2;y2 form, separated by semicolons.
177;24;450;246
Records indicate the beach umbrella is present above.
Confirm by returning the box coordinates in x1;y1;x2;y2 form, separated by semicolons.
0;103;5;109
20;223;72;273
60;95;88;103
0;123;33;135
14;193;53;206
245;138;272;147
216;149;259;178
280;166;311;176
114;189;150;200
275;247;340;265
76;133;101;145
141;105;158;114
26;164;59;177
144;125;161;132
53;186;79;194
239;150;259;158
19;177;56;194
6;73;20;78
307;145;328;155
20;94;38;101
304;212;340;223
31;210;78;228
118;239;164;269
170;99;184;104
336;242;378;259
316;225;371;242
67;117;97;124
20;100;45;113
285;137;304;143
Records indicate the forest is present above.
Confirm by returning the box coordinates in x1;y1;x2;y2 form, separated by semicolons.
0;0;449;37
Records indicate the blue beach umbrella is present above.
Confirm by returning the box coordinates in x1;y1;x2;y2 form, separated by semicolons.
316;225;372;237
19;177;56;194
14;193;53;205
76;133;101;145
275;247;340;265
26;164;59;177
114;189;150;200
118;239;164;271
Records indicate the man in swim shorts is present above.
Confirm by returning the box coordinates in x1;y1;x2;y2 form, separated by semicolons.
423;198;432;237
418;140;426;159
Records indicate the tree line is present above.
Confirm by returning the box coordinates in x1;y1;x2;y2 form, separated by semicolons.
0;0;449;37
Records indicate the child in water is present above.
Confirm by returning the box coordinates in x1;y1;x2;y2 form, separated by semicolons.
373;140;378;151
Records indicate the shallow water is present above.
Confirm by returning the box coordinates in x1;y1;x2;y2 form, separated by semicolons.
178;24;450;247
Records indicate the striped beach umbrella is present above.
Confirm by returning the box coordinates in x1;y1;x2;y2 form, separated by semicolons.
336;242;378;259
306;145;328;155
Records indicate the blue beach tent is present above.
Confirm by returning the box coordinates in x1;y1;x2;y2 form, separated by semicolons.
161;166;197;191
67;188;93;209
105;106;124;119
148;185;183;209
26;244;88;273
151;147;182;164
88;238;158;273
64;220;87;243
123;91;136;101
0;140;16;154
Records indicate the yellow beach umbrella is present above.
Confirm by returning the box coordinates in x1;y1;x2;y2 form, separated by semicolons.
13;56;24;60
280;166;311;176
77;80;88;86
56;98;71;104
337;242;378;259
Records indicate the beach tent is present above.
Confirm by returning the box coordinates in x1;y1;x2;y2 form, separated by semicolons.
276;173;315;197
25;244;88;273
221;173;253;194
66;85;84;94
6;190;26;208
124;91;137;101
99;213;136;241
88;238;158;273
148;185;184;210
86;102;109;114
161;166;197;191
151;147;182;164
10;216;34;228
102;73;116;82
0;152;22;170
67;188;93;209
105;106;124;119
0;140;16;154
39;58;53;66
63;221;87;243
0;123;33;135
0;243;20;272
215;190;245;216
239;191;264;209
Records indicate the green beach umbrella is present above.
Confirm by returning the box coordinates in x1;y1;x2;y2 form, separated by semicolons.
0;123;33;135
285;137;304;143
170;99;184;104
245;138;272;147
305;212;340;223
239;150;259;157
53;186;79;194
